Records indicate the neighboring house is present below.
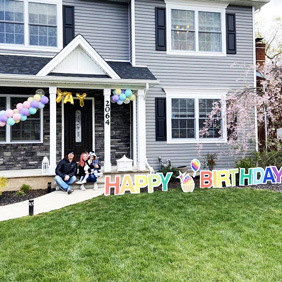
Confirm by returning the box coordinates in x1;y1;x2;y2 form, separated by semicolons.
0;0;270;173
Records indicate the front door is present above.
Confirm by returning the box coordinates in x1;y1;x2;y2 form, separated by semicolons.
64;99;93;160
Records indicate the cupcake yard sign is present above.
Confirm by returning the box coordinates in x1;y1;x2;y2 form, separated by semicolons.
104;160;282;196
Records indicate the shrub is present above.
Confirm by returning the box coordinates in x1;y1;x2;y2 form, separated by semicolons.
158;166;180;182
15;190;25;196
0;177;7;196
20;184;31;193
257;149;282;168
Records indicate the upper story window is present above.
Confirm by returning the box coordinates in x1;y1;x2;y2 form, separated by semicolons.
167;3;226;56
0;0;62;51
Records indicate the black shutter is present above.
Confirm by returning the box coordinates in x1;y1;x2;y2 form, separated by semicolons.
155;7;166;51
155;98;167;141
226;13;236;54
63;6;75;47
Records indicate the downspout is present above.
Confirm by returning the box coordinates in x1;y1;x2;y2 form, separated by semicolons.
131;0;136;66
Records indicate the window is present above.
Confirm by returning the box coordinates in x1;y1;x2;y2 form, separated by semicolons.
166;90;226;143
0;95;42;143
167;3;226;55
0;0;62;50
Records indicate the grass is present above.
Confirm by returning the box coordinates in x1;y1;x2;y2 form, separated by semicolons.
1;188;282;281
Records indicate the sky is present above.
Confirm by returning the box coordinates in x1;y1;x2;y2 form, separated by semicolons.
256;0;282;26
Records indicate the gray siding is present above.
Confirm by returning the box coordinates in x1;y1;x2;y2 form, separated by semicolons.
0;0;130;61
134;0;255;170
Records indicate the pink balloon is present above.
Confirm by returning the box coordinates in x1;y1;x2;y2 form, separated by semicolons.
0;121;6;127
23;101;30;109
16;103;23;111
6;109;14;118
13;113;21;121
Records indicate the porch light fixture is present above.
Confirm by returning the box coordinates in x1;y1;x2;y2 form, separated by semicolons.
35;89;45;95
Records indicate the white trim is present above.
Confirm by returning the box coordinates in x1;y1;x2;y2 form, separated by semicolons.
164;0;228;9
137;89;146;170
0;52;53;58
165;88;228;144
104;88;112;172
131;0;136;66
92;97;95;152
0;94;43;144
61;100;64;160
253;7;258;152
0;0;62;52
166;3;227;56
49;86;57;174
133;98;137;167
37;35;120;79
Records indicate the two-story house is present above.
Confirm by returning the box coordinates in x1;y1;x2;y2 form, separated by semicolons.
0;0;269;174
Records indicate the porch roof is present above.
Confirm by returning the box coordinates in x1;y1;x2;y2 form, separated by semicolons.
0;54;157;81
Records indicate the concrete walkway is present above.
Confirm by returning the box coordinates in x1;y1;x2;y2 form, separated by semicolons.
0;188;104;222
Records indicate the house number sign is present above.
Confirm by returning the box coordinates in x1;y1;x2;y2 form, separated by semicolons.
105;100;110;125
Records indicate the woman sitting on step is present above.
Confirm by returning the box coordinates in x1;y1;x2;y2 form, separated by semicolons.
76;152;99;190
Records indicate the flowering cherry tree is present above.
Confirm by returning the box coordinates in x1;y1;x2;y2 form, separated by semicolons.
200;59;282;157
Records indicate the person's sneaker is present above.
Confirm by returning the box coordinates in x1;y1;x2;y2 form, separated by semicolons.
80;184;86;191
94;171;103;178
67;187;74;195
93;182;98;190
59;186;66;192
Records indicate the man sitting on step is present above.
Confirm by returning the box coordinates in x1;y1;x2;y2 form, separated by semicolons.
54;150;77;195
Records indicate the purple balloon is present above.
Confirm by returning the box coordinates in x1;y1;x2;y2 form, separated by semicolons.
0;114;7;122
112;95;120;102
40;96;49;104
20;108;29;116
30;100;39;108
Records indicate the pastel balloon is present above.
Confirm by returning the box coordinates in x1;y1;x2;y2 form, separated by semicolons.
13;113;21;121
13;109;19;114
119;94;126;101
6;109;14;118
117;100;124;105
7;117;15;126
191;159;201;177
0;114;7;122
40;96;49;104
115;89;121;95
112;95;119;102
23;101;30;108
15;119;20;123
16;103;23;111
34;94;41;101
121;89;125;94
129;94;136;101
0;110;5;115
125;89;132;97
38;102;45;109
27;97;33;103
30;100;39;108
0;121;6;127
29;107;37;115
112;90;116;95
124;98;130;104
20;115;27;121
20;108;29;116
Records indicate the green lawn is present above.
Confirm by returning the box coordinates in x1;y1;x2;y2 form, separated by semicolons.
1;188;282;281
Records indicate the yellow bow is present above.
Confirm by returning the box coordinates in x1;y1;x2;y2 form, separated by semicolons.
76;93;87;107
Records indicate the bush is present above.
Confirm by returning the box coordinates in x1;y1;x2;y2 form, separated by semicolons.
203;153;217;171
20;184;31;193
15;190;25;196
158;166;180;182
257;149;282;168
235;153;258;172
0;177;7;196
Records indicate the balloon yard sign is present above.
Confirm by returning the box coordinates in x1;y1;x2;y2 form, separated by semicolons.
104;159;282;196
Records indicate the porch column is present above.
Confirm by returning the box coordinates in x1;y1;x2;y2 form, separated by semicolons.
49;86;57;174
133;98;137;167
137;89;146;170
104;88;112;172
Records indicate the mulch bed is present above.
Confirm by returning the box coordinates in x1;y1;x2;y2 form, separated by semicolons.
0;189;55;206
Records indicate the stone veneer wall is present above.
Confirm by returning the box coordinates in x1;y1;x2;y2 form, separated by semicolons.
0;87;50;171
0;88;131;171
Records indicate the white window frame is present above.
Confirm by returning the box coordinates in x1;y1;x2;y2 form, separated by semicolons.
0;95;43;144
166;89;228;144
166;1;227;56
0;0;62;52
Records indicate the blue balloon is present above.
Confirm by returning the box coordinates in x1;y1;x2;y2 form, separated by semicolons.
125;89;132;97
20;115;27;121
119;93;126;101
38;102;45;109
0;110;5;116
29;107;37;115
7;117;15;126
117;100;124;105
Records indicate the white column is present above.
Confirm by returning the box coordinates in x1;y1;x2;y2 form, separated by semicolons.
104;89;112;172
133;98;137;167
49;86;57;174
137;89;146;170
